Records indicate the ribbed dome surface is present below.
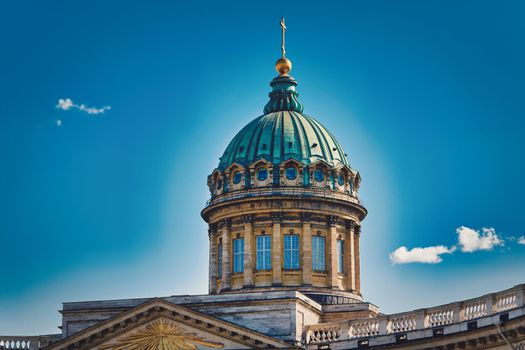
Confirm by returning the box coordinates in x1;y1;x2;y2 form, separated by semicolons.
218;111;349;170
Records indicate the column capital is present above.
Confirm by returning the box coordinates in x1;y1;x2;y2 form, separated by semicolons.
241;214;254;224
272;212;283;223
345;220;356;230
355;225;362;236
220;218;232;229
328;215;339;227
208;224;218;237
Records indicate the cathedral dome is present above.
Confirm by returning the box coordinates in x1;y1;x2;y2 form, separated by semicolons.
217;110;350;171
206;72;361;201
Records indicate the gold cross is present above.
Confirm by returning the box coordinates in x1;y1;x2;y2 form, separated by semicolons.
280;17;286;58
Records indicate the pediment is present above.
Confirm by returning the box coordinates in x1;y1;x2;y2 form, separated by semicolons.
45;298;291;350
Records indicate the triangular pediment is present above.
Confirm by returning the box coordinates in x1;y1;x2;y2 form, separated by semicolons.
45;298;292;350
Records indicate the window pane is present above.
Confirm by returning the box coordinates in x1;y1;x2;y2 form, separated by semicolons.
256;236;272;270
233;171;242;184
257;168;268;181
284;234;300;269
312;236;326;272
337;240;344;273
286;167;297;180
233;238;244;273
314;169;324;182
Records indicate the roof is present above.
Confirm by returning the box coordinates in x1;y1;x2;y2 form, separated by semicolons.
218;110;350;170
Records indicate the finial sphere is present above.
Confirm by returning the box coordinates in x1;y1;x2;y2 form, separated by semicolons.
276;57;292;75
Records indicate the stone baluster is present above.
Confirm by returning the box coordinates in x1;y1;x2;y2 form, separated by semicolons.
208;224;218;294
221;218;232;290
302;213;312;285
243;215;254;287
378;317;389;336
328;215;339;289
272;213;282;285
452;303;462;324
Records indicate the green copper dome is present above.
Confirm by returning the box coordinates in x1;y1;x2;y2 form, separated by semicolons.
217;75;350;171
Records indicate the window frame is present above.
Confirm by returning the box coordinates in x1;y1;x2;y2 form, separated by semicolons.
285;166;297;180
233;238;244;273
337;239;344;273
256;235;272;270
233;171;242;184
314;169;324;182
337;174;345;186
256;167;268;181
283;234;300;270
312;235;326;272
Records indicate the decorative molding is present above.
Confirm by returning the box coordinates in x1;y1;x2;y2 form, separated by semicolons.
345;220;355;230
99;318;224;350
241;214;254;224
301;212;312;222
328;215;338;227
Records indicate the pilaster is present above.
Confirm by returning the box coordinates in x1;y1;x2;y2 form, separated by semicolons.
328;215;339;289
221;218;232;290
242;215;254;287
354;224;361;294
301;213;312;285
346;220;356;291
208;224;218;294
272;213;282;285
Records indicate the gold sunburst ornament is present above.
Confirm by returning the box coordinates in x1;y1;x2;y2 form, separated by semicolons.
100;318;224;350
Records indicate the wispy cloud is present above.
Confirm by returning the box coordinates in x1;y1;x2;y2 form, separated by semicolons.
56;119;62;127
518;236;525;245
389;245;456;264
457;226;504;253
56;98;111;115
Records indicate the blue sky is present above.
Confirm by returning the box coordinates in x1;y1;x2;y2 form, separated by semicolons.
1;0;524;334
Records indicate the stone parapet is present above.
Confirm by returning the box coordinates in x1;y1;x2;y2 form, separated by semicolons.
305;283;525;349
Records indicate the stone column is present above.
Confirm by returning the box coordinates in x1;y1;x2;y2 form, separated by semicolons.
272;213;282;285
346;220;356;292
328;216;339;289
354;225;361;294
243;215;254;287
208;224;218;294
301;213;312;285
221;218;231;290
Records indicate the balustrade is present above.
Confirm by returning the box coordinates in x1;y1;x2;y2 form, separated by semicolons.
305;283;525;345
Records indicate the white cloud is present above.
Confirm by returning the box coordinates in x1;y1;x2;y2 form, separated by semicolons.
56;119;62;127
518;236;525;245
389;245;456;264
56;98;110;115
456;226;504;253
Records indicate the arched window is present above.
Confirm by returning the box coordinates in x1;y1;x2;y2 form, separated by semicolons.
256;235;272;270
337;240;344;273
233;238;244;273
284;234;300;269
285;167;297;180
233;171;242;184
314;169;324;182
257;168;268;181
312;236;326;272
